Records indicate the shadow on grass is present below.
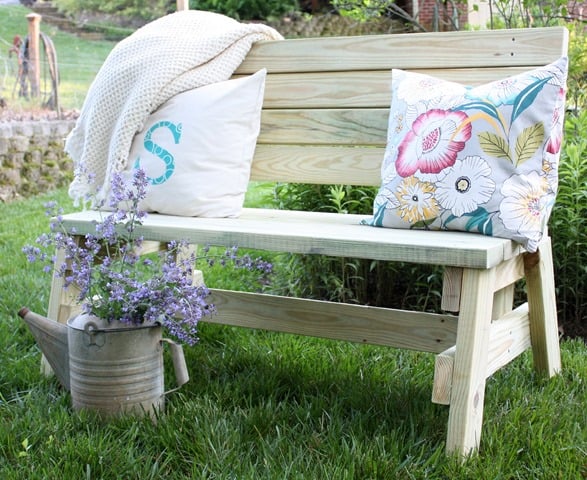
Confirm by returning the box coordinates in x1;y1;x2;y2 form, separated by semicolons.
176;324;449;451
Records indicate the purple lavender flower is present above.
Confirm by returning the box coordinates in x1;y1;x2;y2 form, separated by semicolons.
23;168;271;346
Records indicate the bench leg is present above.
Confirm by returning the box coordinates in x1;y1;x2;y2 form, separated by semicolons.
446;267;494;457
524;236;561;376
41;246;81;376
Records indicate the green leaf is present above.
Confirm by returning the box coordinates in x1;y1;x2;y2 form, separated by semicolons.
464;207;493;235
511;77;550;124
479;132;511;161
412;217;438;229
514;122;545;166
371;203;386;226
455;101;500;120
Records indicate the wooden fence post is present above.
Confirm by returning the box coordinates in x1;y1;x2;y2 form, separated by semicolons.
176;0;189;11
26;13;42;98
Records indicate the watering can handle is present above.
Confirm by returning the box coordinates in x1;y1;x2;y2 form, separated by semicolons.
160;338;190;395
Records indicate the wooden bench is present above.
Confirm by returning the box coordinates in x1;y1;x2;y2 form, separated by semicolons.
48;27;567;457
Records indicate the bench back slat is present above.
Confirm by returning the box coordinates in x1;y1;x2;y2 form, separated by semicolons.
248;67;551;110
236;27;568;74
235;27;568;186
258;109;388;145
251;145;383;185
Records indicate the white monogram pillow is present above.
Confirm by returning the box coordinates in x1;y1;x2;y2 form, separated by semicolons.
123;68;266;217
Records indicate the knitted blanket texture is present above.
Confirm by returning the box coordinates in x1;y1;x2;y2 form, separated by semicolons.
65;10;283;205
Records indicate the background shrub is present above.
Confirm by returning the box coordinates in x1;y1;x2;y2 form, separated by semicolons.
189;0;300;20
550;109;587;338
53;0;174;21
53;0;300;22
270;183;444;312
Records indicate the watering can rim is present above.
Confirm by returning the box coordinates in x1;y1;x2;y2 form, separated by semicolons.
66;313;162;333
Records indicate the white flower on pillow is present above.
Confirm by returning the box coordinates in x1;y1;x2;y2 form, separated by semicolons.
395;176;439;224
396;72;464;106
467;74;533;106
499;171;551;246
530;61;568;89
396;109;472;177
542;158;558;193
436;155;496;217
364;57;568;252
396;74;444;102
375;186;400;209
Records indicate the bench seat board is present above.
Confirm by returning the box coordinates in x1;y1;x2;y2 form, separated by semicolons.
60;208;520;269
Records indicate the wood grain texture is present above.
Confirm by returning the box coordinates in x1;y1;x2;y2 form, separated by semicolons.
524;237;561;376
250;145;383;185
446;267;494;456
59;209;521;269
236;27;568;74
432;303;531;405
258;109;388;145
206;289;458;353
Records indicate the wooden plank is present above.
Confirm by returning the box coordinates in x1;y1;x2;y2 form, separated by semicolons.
446;267;494;456
237;27;568;74
441;267;463;312
524;237;561;376
205;289;458;353
251;145;382;185
486;303;531;377
432;303;531;405
258;109;388;146
494;254;525;292
44;246;81;377
441;255;523;314
259;71;393;109
432;346;456;405
492;285;515;320
59;209;520;269
252;66;553;110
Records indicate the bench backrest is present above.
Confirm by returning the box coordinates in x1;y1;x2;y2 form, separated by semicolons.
233;27;569;187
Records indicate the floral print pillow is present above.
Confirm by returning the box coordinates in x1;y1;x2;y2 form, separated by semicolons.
363;57;568;252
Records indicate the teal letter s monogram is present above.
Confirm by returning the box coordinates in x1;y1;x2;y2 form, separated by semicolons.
134;121;182;185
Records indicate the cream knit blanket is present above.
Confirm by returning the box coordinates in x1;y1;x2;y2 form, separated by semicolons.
65;10;283;205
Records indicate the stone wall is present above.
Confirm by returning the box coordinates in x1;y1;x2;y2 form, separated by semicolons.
0;120;76;202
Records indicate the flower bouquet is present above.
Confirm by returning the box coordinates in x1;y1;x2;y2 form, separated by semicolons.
23;168;272;346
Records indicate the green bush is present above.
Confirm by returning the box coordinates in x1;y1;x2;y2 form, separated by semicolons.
550;109;587;337
190;0;299;20
270;183;444;311
53;0;299;23
53;0;174;21
566;23;587;111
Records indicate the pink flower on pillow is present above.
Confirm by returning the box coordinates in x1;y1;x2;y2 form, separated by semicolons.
546;88;566;155
396;109;471;177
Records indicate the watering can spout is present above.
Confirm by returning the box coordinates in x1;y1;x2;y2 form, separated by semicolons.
18;307;70;390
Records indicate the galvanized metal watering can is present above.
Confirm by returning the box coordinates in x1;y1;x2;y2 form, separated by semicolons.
18;307;189;417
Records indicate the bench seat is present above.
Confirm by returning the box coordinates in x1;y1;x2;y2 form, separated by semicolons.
60;208;522;269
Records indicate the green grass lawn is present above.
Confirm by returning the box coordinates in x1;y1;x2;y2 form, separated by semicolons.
0;187;586;479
